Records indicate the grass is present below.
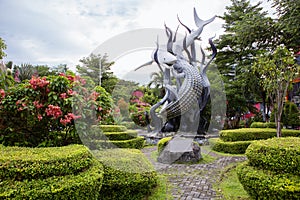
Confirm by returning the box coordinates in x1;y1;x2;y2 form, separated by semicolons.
214;164;251;200
144;175;173;200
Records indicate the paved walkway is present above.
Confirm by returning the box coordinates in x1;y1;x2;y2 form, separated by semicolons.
141;146;247;200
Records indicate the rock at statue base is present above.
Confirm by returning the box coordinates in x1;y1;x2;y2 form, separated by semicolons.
157;136;202;164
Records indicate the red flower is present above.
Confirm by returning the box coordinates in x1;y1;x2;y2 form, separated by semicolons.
45;105;62;119
29;76;49;90
60;93;68;99
37;114;43;121
0;89;5;99
33;101;43;109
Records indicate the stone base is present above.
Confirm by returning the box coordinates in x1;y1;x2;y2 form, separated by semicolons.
157;136;202;164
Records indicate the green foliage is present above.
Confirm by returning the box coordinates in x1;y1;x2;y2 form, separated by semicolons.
0;160;104;200
237;162;300;200
89;125;145;149
250;122;278;128
76;53;118;93
0;74;112;147
211;138;252;154
0;144;93;180
99;125;127;132
215;0;276;124
94;86;114;124
246;137;300;175
157;137;172;154
282;101;300;128
272;0;300;50
220;128;300;142
103;130;138;140
93;137;145;149
253;45;300;136
0;37;7;59
0;145;104;199
92;148;158;200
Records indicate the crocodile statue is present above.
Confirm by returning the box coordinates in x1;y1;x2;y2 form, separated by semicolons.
135;7;217;135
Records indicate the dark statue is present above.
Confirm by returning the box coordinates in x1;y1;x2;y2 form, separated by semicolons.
136;8;217;137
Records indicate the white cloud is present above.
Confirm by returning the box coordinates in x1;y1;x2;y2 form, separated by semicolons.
2;0;273;73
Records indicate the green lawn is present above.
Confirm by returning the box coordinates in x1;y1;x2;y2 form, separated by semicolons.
215;164;251;200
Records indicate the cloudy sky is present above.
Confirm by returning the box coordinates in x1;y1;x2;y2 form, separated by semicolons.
0;0;272;82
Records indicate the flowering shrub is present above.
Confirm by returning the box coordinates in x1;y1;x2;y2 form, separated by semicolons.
0;73;113;147
129;90;151;127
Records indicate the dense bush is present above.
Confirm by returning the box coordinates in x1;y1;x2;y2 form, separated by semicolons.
246;137;300;175
220;128;300;142
92;148;158;200
93;137;145;149
237;162;300;200
103;130;138;140
0;144;93;180
157;137;172;153
0;160;104;199
0;73;113;147
0;145;104;199
282;101;300;128
250;122;278;128
99;125;127;132
210;138;252;154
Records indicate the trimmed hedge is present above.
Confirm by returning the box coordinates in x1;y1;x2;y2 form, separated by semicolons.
104;130;138;140
237;162;300;200
157;137;172;153
99;125;127;132
250;122;279;128
0;144;93;180
246;137;300;175
92;148;158;200
0;160;104;200
93;137;145;149
210;138;252;154
220;128;300;142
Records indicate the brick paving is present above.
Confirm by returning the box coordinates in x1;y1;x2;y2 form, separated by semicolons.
141;146;247;200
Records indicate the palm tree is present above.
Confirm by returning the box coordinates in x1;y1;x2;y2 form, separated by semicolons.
148;71;164;88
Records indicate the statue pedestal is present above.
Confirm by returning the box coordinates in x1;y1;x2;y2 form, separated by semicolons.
157;136;202;164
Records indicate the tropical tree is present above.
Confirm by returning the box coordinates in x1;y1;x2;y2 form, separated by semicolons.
148;71;164;88
253;45;299;137
214;0;277;126
271;0;300;50
76;53;118;93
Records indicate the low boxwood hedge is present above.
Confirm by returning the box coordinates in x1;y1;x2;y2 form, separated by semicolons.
220;128;300;142
104;130;138;140
237;162;300;200
0;160;104;200
0;144;93;180
210;138;252;154
92;148;158;200
246;137;300;175
93;137;145;149
250;122;279;128
99;125;127;132
157;137;172;154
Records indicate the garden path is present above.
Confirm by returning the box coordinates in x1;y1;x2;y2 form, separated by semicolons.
141;145;246;200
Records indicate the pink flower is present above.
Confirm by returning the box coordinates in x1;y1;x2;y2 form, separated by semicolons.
33;101;43;109
0;89;5;99
37;114;43;121
29;76;49;90
60;93;67;99
45;105;62;119
67;89;77;96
